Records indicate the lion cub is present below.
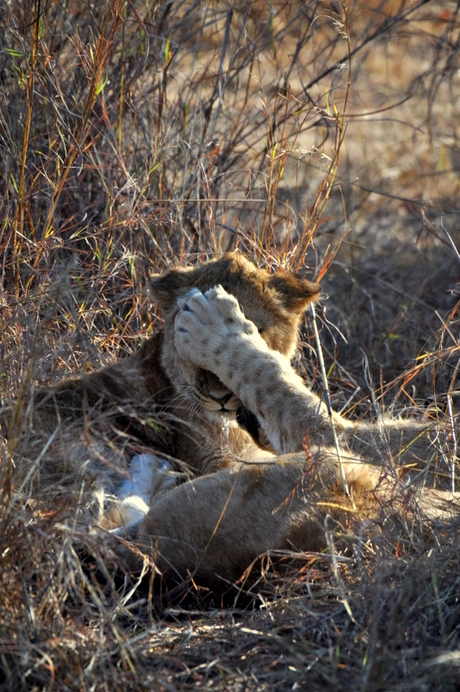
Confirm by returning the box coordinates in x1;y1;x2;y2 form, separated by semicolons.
135;282;457;582
2;253;320;529
2;252;456;583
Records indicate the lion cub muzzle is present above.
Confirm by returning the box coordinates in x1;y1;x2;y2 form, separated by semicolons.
194;369;241;413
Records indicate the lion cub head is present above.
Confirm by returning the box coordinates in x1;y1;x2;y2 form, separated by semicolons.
150;252;320;418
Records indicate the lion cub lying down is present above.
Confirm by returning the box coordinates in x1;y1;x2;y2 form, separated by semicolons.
135;282;458;581
4;253;457;583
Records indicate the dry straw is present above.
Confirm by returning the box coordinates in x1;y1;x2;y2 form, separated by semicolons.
1;1;459;689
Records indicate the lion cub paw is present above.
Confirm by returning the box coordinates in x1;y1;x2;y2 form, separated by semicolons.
174;285;261;369
119;453;176;502
103;454;176;533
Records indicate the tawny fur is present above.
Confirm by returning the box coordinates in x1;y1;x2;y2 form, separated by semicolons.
2;252;458;583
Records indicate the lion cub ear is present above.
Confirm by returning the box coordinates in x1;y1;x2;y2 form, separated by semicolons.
269;273;320;313
150;266;196;308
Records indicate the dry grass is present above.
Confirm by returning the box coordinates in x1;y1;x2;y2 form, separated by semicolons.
1;0;460;689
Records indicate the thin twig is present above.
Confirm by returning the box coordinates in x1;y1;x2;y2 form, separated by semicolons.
310;302;352;503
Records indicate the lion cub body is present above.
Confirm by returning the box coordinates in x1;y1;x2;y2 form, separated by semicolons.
3;252;457;583
3;253;319;522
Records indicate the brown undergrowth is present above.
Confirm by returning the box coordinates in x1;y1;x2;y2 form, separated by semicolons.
1;1;460;689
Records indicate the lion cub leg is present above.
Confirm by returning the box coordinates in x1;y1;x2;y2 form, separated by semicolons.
135;454;382;584
174;286;446;468
174;286;343;455
101;454;176;532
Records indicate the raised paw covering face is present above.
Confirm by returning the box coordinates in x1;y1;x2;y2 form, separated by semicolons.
174;285;266;372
